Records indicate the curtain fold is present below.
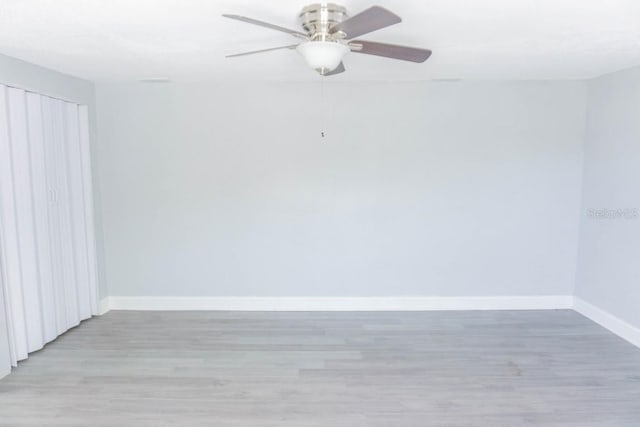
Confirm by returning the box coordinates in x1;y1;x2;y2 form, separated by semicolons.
0;84;98;367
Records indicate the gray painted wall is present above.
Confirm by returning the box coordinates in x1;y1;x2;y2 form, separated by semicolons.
0;53;107;300
0;53;94;105
96;80;587;297
575;66;640;330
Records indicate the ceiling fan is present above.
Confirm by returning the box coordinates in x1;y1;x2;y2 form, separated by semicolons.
223;3;432;76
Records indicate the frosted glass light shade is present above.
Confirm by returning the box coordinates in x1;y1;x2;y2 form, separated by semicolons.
296;41;349;72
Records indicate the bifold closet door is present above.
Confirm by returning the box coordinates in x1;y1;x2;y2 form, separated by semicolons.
0;84;98;367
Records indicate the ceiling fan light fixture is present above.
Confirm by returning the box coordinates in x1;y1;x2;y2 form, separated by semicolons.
296;41;349;72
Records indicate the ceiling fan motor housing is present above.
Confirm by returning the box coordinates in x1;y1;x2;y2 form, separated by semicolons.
299;3;348;40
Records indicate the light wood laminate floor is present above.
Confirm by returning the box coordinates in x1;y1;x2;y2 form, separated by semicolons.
1;310;640;426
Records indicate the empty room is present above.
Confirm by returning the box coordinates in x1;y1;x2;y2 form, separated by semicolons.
1;0;640;425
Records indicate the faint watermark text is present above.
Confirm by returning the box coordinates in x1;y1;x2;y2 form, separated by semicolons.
586;208;639;220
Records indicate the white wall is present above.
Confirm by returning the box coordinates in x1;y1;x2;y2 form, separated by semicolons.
96;80;587;298
575;66;640;330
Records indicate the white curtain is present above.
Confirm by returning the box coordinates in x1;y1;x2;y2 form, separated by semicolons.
0;84;98;367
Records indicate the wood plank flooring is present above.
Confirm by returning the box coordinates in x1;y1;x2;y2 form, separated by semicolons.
1;310;639;426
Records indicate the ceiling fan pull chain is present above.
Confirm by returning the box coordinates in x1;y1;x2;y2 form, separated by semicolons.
321;77;326;139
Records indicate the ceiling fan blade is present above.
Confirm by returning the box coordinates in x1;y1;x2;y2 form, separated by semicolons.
319;62;346;76
226;45;298;58
222;14;308;39
329;6;401;39
349;40;432;63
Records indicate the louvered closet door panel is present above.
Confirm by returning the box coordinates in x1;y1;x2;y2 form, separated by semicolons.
63;102;92;320
78;106;99;315
41;96;67;335
26;92;59;344
51;98;81;329
0;86;23;364
5;88;45;355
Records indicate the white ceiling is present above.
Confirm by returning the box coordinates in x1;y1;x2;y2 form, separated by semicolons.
1;0;639;82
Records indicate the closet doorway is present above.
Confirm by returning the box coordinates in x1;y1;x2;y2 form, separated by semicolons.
0;84;99;368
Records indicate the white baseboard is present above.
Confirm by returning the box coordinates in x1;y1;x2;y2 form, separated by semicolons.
89;295;640;351
98;298;110;315
104;295;573;312
573;297;640;349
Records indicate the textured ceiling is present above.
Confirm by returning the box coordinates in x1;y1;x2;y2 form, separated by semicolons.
0;0;639;82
